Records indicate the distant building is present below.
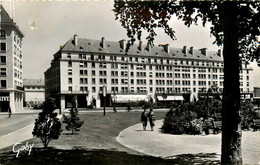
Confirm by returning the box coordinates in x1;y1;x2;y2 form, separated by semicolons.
0;5;24;112
254;87;260;97
45;35;254;110
23;79;45;108
253;87;260;107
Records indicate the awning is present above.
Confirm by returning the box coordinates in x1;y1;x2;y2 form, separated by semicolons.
199;96;214;99
111;95;148;103
254;97;260;100
240;95;251;99
157;95;184;101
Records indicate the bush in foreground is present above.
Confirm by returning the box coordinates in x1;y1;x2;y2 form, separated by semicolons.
162;100;257;135
32;98;63;148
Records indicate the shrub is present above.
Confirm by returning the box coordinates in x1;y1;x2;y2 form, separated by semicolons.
32;98;63;148
162;109;186;134
162;100;257;135
63;107;84;134
240;101;258;130
162;104;198;134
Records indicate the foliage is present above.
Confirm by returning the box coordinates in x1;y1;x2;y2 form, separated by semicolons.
162;103;199;135
114;2;259;163
162;100;255;134
63;107;84;134
161;109;185;134
240;101;258;130
114;1;260;63
138;100;153;110
32;98;62;148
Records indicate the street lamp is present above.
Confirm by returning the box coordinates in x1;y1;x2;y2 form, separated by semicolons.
103;86;107;116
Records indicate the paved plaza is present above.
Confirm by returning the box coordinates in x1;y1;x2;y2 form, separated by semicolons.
118;120;260;165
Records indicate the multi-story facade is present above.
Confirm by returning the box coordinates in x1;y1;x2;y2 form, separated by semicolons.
0;5;24;112
45;35;253;109
23;79;45;108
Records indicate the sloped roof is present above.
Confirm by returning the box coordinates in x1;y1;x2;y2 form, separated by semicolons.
0;5;24;37
23;79;44;86
0;5;13;23
61;37;223;62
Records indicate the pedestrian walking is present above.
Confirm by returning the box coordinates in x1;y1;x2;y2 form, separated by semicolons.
8;107;12;118
140;109;148;131
148;108;155;131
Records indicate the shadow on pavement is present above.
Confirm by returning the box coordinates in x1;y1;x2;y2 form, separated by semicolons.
165;152;220;164
0;147;221;165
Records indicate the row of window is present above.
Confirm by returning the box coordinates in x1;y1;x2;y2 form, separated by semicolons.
67;61;225;72
67;86;222;94
66;53;224;67
68;77;231;88
25;86;44;90
70;69;226;80
67;86;250;94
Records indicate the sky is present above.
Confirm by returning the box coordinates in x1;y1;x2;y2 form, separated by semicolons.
2;1;260;87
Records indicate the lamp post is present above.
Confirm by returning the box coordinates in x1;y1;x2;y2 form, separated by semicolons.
103;86;107;116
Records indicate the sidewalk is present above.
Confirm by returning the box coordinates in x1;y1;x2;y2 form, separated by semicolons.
0;109;62;150
117;120;260;165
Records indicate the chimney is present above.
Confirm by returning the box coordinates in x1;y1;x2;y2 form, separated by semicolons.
217;49;222;57
100;37;105;48
200;48;207;56
182;46;187;54
138;41;143;51
74;34;78;46
119;39;126;50
159;44;170;53
146;42;150;51
189;46;194;55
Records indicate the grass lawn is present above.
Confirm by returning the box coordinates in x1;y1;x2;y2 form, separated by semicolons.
0;110;220;164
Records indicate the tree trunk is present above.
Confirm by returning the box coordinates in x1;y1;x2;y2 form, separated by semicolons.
221;2;242;164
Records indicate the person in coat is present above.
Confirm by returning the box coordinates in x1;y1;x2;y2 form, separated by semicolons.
140;109;148;131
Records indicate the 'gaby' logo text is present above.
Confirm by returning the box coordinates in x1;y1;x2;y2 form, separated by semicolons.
12;142;34;157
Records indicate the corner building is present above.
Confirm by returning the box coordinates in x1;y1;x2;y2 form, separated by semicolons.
0;6;24;112
45;35;253;109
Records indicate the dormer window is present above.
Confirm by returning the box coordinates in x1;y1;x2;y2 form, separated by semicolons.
67;53;71;59
80;46;83;50
0;30;6;38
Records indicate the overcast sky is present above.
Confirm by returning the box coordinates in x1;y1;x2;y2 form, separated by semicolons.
2;1;260;87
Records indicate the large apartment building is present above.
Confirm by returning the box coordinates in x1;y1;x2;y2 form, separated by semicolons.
0;5;24;112
45;35;253;109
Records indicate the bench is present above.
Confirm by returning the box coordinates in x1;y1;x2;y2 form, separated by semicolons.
213;121;222;134
252;119;260;131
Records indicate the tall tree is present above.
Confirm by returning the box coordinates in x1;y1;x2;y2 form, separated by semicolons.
113;1;260;164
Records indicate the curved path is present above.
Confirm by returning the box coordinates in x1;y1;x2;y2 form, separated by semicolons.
117;120;260;165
